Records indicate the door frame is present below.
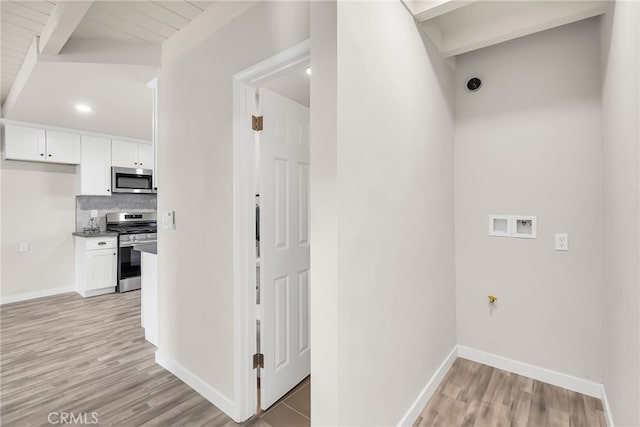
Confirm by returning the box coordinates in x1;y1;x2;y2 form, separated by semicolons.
232;39;310;421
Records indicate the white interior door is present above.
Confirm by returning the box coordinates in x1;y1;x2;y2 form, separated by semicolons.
259;88;310;410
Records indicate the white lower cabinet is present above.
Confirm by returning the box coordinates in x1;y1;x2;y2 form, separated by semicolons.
140;251;158;346
75;236;117;297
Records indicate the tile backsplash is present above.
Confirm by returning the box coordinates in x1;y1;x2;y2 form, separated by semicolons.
76;194;157;232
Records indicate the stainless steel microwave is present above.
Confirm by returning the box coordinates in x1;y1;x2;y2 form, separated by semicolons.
112;167;156;194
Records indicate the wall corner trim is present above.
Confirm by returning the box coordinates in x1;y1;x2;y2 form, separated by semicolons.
155;351;238;421
600;384;615;427
397;346;458;427
0;286;74;305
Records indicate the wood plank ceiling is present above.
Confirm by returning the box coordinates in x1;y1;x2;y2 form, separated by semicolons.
1;1;215;104
1;1;56;102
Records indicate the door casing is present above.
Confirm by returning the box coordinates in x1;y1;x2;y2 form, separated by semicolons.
231;40;310;422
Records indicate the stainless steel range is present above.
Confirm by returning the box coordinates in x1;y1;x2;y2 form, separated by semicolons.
106;212;157;293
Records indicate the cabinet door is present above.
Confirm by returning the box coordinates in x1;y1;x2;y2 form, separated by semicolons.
80;136;112;196
46;130;81;164
137;143;153;170
112;139;139;167
85;248;117;291
3;124;46;161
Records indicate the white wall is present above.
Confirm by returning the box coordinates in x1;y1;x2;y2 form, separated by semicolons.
1;159;77;300
309;1;339;425
455;18;604;381
601;1;640;425
311;1;457;424
157;0;309;405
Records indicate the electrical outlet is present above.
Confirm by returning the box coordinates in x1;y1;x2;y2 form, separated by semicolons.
555;233;569;251
91;210;98;218
19;242;29;252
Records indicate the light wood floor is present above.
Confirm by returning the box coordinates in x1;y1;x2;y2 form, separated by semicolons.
414;357;607;427
1;291;607;427
0;291;253;426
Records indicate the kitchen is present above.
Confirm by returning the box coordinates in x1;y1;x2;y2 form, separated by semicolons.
2;117;160;346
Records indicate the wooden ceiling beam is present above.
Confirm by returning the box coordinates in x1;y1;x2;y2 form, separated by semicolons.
39;1;94;55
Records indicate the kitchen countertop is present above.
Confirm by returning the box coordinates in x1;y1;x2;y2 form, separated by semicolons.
133;243;157;255
72;231;119;238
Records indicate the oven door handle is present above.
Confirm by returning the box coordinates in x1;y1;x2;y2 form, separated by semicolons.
119;241;157;248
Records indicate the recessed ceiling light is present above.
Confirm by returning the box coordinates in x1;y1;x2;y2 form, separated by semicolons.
75;104;92;113
305;67;311;76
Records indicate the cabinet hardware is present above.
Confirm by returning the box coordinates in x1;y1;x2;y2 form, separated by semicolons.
98;242;107;245
48;154;52;157
40;153;44;156
113;253;116;256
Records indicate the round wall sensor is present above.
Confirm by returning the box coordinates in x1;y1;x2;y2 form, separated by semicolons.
466;77;482;92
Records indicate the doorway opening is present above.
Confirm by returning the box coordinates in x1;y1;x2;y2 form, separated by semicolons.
232;40;311;424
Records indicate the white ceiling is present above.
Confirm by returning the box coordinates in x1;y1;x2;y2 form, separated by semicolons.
1;1;214;105
6;61;156;140
1;0;223;142
1;1;57;102
72;1;215;43
407;0;608;57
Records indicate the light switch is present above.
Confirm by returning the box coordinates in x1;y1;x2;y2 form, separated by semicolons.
555;233;569;251
163;211;175;230
91;210;98;218
19;242;29;252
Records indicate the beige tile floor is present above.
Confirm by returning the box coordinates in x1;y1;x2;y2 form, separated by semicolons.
256;377;311;427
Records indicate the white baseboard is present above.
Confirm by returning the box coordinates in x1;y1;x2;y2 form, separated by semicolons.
398;345;614;427
1;286;74;305
155;351;237;421
457;345;602;398
397;346;458;427
77;287;115;298
600;384;615;427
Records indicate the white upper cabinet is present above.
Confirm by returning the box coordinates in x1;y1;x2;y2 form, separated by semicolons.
3;124;81;164
4;124;46;162
79;136;112;196
111;140;139;168
112;139;153;170
45;130;81;164
138;144;153;169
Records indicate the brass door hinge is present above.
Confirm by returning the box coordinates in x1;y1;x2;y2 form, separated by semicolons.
252;115;263;131
253;353;264;369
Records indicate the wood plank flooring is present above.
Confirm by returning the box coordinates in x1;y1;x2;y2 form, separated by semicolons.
2;291;607;427
0;291;250;426
414;357;607;427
